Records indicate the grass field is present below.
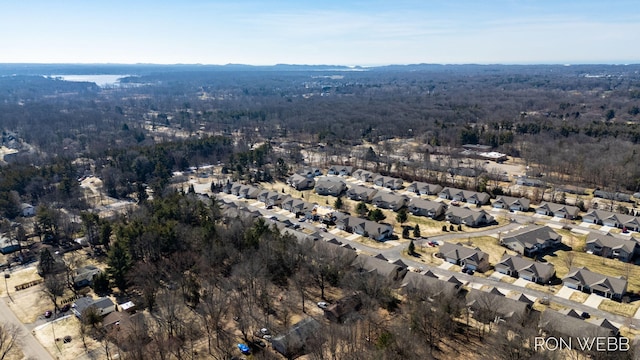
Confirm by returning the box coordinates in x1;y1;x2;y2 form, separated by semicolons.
598;299;640;318
543;250;640;293
455;235;517;264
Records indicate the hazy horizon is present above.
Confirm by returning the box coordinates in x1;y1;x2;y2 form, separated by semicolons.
2;0;639;65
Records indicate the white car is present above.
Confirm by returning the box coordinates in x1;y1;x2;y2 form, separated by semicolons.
317;301;328;309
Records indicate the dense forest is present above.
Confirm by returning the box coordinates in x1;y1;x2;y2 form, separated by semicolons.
1;64;640;196
1;64;639;359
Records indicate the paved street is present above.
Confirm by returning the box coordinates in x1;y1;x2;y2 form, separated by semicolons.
217;192;640;329
0;296;53;360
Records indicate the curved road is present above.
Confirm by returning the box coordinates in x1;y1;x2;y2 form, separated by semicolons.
219;193;639;328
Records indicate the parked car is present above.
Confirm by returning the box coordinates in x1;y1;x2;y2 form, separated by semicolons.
253;339;266;348
317;301;328;309
260;328;271;335
581;312;590;319
237;343;251;355
60;304;71;312
44;310;52;318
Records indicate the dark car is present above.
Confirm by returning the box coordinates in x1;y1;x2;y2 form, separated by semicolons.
253;339;266;348
44;310;53;318
581;312;590;319
60;304;71;312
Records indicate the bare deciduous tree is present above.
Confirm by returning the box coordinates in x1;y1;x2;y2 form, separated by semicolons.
0;323;21;360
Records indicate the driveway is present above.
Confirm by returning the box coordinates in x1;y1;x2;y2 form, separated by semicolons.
584;293;605;308
438;262;454;270
513;278;530;287
556;286;577;299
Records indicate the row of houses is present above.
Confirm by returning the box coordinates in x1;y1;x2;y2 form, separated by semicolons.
438;228;628;299
334;243;620;347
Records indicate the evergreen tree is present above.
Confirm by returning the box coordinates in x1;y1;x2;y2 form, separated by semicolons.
413;224;421;238
396;208;408;225
402;227;410;239
356;201;368;217
334;196;344;210
408;240;416;255
107;239;132;291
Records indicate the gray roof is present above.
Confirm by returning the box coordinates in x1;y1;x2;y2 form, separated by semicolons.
537;202;579;216
438;242;489;268
351;255;407;281
445;207;493;224
583;209;640;228
493;195;530;209
408;198;445;212
586;232;636;254
271;317;322;358
439;187;490;203
406;181;443;194
495;254;555;281
563;267;627;297
401;271;461;296
540;310;616;338
466;288;530;320
371;192;408;208
346;185;378;200
315;176;346;193
352;169;376;182
327;165;353;174
501;225;561;249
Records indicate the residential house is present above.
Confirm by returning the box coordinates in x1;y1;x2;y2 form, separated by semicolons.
281;197;316;217
593;190;632;203
539;310;619;340
103;312;149;351
582;209;640;232
373;175;404;190
257;190;285;207
20;203;35;217
438;187;490;205
438;243;490;272
500;225;562;257
327;165;353;176
0;236;19;255
516;177;545;187
401;271;461;298
271;317;323;359
72;296;116;319
408;198;446;219
562;267;627;300
445;207;494;227
494;254;555;284
73;265;103;289
346;185;378;202
352;169;376;183
315;177;347;196
351;255;408;282
220;201;262;221
297;167;323;178
466;289;532;323
535;202;580;219
335;215;393;241
406;181;443;196
371;192;408;211
237;184;260;199
324;294;362;323
585;232;637;262
492;196;530;211
286;174;315;190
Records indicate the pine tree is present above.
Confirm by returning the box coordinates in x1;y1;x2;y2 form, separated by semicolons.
408;240;416;255
413;224;421;238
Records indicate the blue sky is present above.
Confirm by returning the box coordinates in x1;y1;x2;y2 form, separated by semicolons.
1;0;638;65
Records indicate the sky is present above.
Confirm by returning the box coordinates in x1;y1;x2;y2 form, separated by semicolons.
1;0;639;66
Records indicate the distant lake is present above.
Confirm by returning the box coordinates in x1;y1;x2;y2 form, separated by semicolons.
48;74;130;87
